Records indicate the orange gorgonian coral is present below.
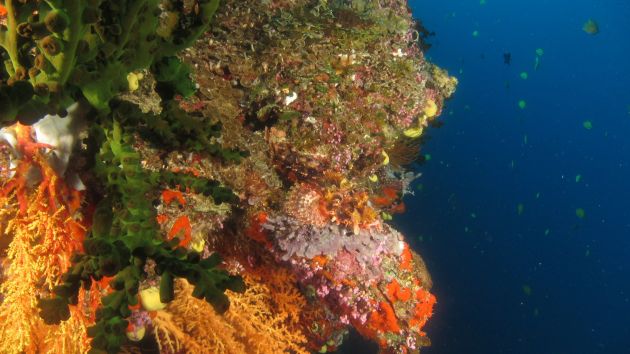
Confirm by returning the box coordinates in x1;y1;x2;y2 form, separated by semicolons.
0;124;94;354
153;275;308;354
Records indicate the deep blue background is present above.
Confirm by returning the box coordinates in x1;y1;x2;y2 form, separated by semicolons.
399;1;630;353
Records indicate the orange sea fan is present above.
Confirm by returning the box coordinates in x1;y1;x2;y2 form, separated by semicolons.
0;176;92;354
386;137;422;169
246;265;307;324
154;276;309;354
0;124;92;354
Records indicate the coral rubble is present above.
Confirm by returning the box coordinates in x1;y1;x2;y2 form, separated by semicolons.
0;0;456;353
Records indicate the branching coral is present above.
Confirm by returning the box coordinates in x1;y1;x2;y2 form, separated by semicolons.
0;124;92;354
154;277;308;354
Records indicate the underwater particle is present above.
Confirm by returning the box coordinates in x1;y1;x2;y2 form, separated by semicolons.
464;226;469;233
517;203;524;215
523;134;528;144
575;174;582;183
534;49;544;70
544;228;550;236
518;100;527;109
585;248;591;257
583;120;593;130
416;183;424;191
522;284;532;296
576;208;586;219
472;30;479;37
520;72;528;80
535;192;540;199
480;0;487;5
424;153;432;161
510;160;515;169
533;308;540;317
582;19;600;35
470;212;477;219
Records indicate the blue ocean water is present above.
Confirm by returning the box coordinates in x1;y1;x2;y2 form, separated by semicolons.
398;1;630;353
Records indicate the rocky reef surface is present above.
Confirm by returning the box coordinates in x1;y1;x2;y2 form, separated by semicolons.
0;1;456;353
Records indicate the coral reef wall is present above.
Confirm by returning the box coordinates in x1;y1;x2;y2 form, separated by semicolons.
0;0;456;353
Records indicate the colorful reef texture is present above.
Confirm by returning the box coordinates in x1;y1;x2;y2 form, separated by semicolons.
0;1;456;353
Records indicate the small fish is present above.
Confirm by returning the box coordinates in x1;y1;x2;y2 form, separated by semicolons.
582;19;600;35
576;208;586;219
503;52;512;65
583;120;593;130
517;203;524;215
